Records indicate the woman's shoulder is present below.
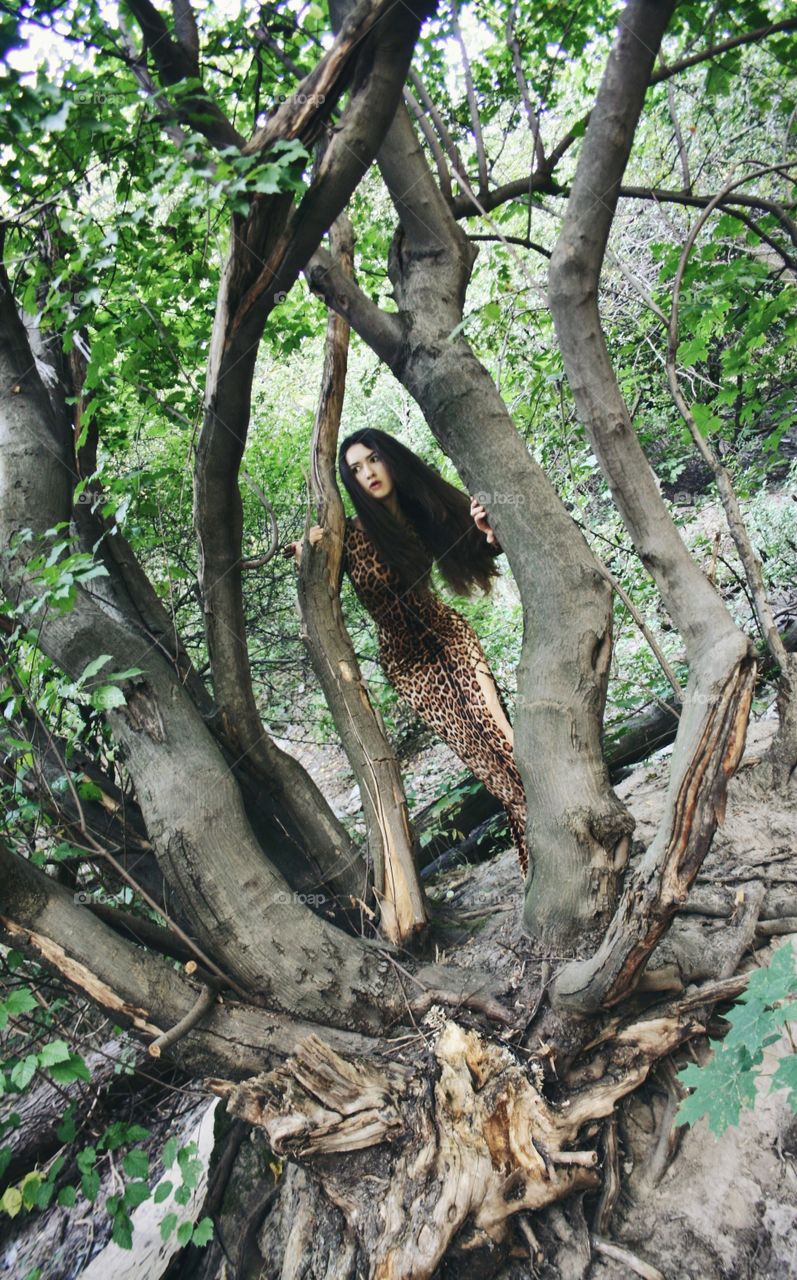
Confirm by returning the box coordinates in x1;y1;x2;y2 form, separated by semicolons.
346;515;365;532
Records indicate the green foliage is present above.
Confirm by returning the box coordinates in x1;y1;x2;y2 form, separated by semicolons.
676;942;797;1136
0;953;212;1251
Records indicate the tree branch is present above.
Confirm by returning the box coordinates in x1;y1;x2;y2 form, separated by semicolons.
0;838;386;1078
450;0;488;195
194;0;436;907
124;0;244;148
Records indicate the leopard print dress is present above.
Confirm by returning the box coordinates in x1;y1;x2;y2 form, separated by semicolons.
343;517;529;876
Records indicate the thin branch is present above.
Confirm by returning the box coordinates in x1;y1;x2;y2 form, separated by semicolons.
650;16;797;85
467;232;551;257
449;0;488;195
591;1236;664;1280
597;560;684;700
148;982;218;1056
667;163;797;678
239;469;280;569
666;79;691;193
407;69;470;193
404;86;452;202
505;1;546;172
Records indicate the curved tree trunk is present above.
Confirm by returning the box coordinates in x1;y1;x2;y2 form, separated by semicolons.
547;0;756;1012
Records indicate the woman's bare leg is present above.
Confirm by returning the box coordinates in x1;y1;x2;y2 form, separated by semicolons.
472;658;514;748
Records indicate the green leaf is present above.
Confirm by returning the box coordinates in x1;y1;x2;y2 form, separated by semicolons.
58;1185;78;1208
160;1211;178;1240
677;1043;758;1135
56;1105;77;1144
123;1179;151;1209
105;668;144;682
3;988;37;1016
77;1146;97;1174
79;654;113;682
153;1180;173;1204
161;1137;178;1169
90;684;127;710
1;1186;23;1217
49;1053;91;1084
38;1040;71;1068
81;1169;101;1203
191;1216;214;1247
122;1148;149;1180
176;1219;193;1246
10;1055;39;1090
771;1054;797;1108
111;1208;134;1249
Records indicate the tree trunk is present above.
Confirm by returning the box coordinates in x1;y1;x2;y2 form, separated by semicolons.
297;215;428;944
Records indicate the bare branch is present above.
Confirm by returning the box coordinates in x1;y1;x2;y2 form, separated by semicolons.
408;70;470;193
650;16;797;86
450;0;488;195
0;839;385;1078
404;86;452;202
506;1;546;172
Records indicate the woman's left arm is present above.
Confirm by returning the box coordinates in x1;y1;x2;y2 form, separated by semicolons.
469;496;502;552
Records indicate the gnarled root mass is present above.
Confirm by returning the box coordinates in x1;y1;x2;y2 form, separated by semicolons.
208;1007;703;1279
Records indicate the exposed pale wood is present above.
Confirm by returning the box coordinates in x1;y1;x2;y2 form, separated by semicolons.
297;214;427;943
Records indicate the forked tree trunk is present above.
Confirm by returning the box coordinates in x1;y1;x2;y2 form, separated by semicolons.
310;96;635;951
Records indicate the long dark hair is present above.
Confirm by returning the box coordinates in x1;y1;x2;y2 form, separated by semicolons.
338;428;501;596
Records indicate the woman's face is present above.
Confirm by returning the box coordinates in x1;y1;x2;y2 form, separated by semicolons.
345;442;395;501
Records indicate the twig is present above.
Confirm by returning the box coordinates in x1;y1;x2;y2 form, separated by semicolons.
594;560;684;699
590;1235;665;1280
450;0;488;195
407;71;467;187
148;982;218;1057
551;1149;598;1167
240;469;280;569
404;87;452;201
506;2;546;173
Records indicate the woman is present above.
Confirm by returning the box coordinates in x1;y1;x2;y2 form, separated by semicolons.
285;428;529;876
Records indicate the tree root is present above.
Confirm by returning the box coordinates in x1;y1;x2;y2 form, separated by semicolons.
206;1001;709;1280
591;1233;665;1279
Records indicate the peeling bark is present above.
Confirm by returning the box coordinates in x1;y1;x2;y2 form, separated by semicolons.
297;215;428;944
